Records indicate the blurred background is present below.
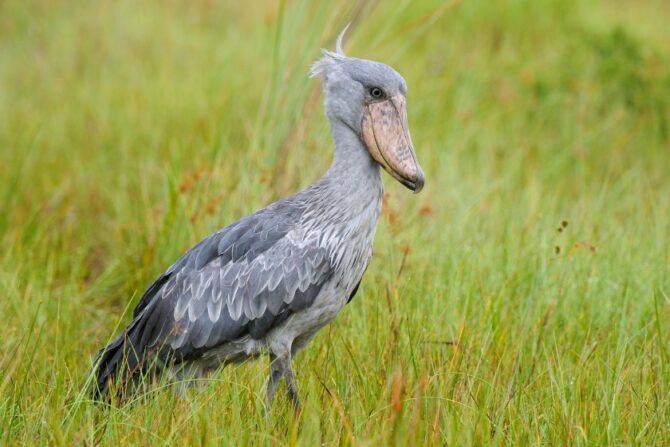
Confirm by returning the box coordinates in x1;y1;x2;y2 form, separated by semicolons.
1;0;669;444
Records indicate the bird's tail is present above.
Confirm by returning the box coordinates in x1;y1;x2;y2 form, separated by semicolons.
90;317;148;401
91;274;177;401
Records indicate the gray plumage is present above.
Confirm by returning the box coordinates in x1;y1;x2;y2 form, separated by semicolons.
92;33;422;408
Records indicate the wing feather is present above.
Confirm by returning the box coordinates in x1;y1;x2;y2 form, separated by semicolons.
164;234;331;359
104;202;334;369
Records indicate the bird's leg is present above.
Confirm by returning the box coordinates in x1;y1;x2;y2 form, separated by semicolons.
281;357;301;412
266;349;301;413
266;353;282;404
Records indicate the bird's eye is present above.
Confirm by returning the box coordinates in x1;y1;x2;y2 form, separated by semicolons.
369;87;384;99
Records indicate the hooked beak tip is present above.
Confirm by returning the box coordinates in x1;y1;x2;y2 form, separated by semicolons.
396;170;424;193
411;171;425;193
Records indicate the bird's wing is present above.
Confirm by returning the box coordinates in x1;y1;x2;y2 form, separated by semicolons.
128;204;333;362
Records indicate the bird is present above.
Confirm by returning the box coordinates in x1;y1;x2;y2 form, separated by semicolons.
91;28;425;410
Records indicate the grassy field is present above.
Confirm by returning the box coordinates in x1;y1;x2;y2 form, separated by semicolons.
1;0;669;444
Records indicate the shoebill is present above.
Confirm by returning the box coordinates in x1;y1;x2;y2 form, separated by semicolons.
92;30;425;410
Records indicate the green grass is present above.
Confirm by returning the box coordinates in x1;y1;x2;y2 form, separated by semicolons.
1;0;670;444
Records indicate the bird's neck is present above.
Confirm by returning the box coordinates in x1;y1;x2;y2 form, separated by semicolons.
308;118;383;263
323;119;382;197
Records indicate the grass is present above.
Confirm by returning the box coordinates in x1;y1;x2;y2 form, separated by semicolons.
1;0;669;444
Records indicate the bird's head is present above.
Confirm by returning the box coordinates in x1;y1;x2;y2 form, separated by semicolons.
310;27;425;193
